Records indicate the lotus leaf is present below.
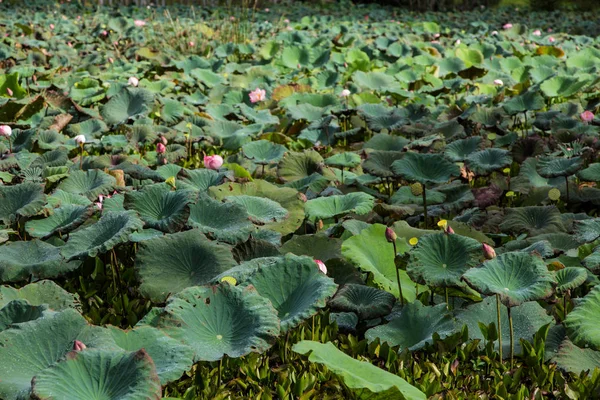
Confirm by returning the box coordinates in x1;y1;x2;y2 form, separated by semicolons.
57;169;117;200
0;182;46;224
188;196;253;244
0;280;79;310
392;152;460;184
553;339;600;374
279;233;342;262
305;192;374;221
500;206;565;236
225;195;289;224
0;300;48;332
555;267;587;294
537;156;583;178
467;148;512;175
101;87;154;125
564;285;600;351
242;140;286;165
25;205;93;239
329;284;395;320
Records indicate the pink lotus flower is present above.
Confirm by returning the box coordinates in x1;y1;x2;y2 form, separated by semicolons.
160;136;168;145
67;42;72;47
50;24;55;30
549;36;555;43
445;225;455;234
533;29;541;36
315;259;327;274
6;88;12;96
157;143;166;154
204;155;223;170
74;135;86;145
102;30;108;36
491;30;498;36
284;19;290;24
73;340;87;351
134;20;146;27
249;88;266;103
0;125;12;137
264;8;269;12
503;23;513;30
128;77;139;87
189;41;194;46
340;89;351;97
430;40;440;44
482;243;496;260
433;33;440;38
493;79;504;86
581;111;595;123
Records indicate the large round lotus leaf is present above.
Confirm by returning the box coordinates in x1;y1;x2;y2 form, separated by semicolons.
25;205;93;239
209;180;305;235
363;134;409;152
466;148;512;175
463;252;556;308
232;238;281;262
362;150;405;178
124;184;195;233
107;326;194;385
225;195;289;224
0;300;48;332
578;164;600;182
0;280;79;310
101;87;154;125
30;148;69;169
244;256;338;332
553;339;600;374
444;137;482;161
555;267;587;294
305;192;374;221
178;169;226;192
575;219;600;243
583;248;600;274
329;284;395;320
212;256;283;284
407;232;482;288
456;297;553;357
564;285;600;351
47;189;92;208
156;284;280;361
135;229;237;302
537;156;583;178
188;196;253;244
277;150;332;182
242;140;286;165
0;240;81;283
31;349;161;400
365;302;459;351
325;152;361;168
341;224;421;302
391;186;446;206
500;206;565;236
0;182;46;224
60;211;144;260
391;152;460;184
57;169;117;200
280;233;342;262
0;309;115;400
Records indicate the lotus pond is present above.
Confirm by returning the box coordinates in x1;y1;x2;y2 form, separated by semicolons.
2;1;600;399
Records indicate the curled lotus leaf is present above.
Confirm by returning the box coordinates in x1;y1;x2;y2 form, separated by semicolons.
362;150;405;178
564;285;600;351
0;300;48;332
500;206;565;236
555;267;587;294
25;204;94;239
188;195;253;244
0;182;46;224
537;156;583;178
57;169;117;200
466;148;512;175
329;284;396;320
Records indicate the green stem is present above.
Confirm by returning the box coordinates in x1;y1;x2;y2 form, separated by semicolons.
565;176;570;203
312;315;315;341
111;249;127;320
79;145;84;170
218;357;223;387
496;294;503;362
563;294;568;319
392;241;403;305
422;187;428;228
445;288;449;310
508;305;514;369
8;136;11;154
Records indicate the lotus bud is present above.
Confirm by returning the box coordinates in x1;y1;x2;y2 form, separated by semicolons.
548;36;555;43
128;76;139;87
156;143;166;154
73;340;87;351
50;24;55;30
340;89;351;97
299;192;307;202
0;125;12;137
203;155;223;170
315;259;327;274
6;88;13;96
317;219;324;231
503;23;513;30
385;227;397;243
493;79;504;86
160;136;168;145
74;135;86;145
445;225;455;234
482;243;496;260
533;29;541;36
491;31;498;36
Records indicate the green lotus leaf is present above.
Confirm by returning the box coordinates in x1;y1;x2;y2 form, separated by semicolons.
0;240;81;283
363;134;409;152
101;87;154;125
232;238;280;262
60;211;144;260
466;148;512;175
0;300;48;332
102;193;126;212
500;206;565;236
283;172;330;193
107;326;194;385
537;156;583;178
30;148;69;169
575;219;600;243
391;152;460;184
57;170;117;200
31;349;162;400
178;168;226;192
578;163;600;182
564;285;600;351
0;280;80;310
391;186;446;206
407;232;482;288
325;152;361;168
124;184;195;233
225;195;289;224
67;118;108;138
329;312;358;332
0;182;46;224
25;205;93;239
455;47;484;67
353;71;401;92
540;75;591;98
292;341;426;400
47;189;92;208
456;297;553;356
188;195;253;244
329;284;395;320
305;192;374;222
365;302;460;351
362;151;405;178
0;309;115;400
503;91;545;115
209;180;305;235
155;284;279;361
244;256;338;332
583;248;600;273
277;150;329;183
115;162;163;182
280;233;342;262
444;137;482;161
555;267;587;294
553;339;600;374
135;229;237;302
463;252;556;308
242;140;286;165
341;224;420;302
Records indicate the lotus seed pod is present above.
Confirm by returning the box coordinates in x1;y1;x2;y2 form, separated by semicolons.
410;182;423;196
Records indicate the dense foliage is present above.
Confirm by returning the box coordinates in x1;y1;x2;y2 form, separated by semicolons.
1;1;600;399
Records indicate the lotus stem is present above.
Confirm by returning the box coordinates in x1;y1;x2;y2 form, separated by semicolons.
312;315;315;341
496;294;503;362
111;249;127;320
218;357;223;387
564;176;569;203
445;288;449;310
79;144;84;170
392;240;404;305
7;136;11;154
508;305;514;369
261;164;265;177
341;167;344;185
422;187;428;228
563;293;569;318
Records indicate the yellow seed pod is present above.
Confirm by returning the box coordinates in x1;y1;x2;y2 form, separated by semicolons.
221;276;237;286
548;188;561;201
506;191;516;198
503;168;511;175
409;237;419;246
410;182;423;196
165;176;176;189
437;219;448;229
